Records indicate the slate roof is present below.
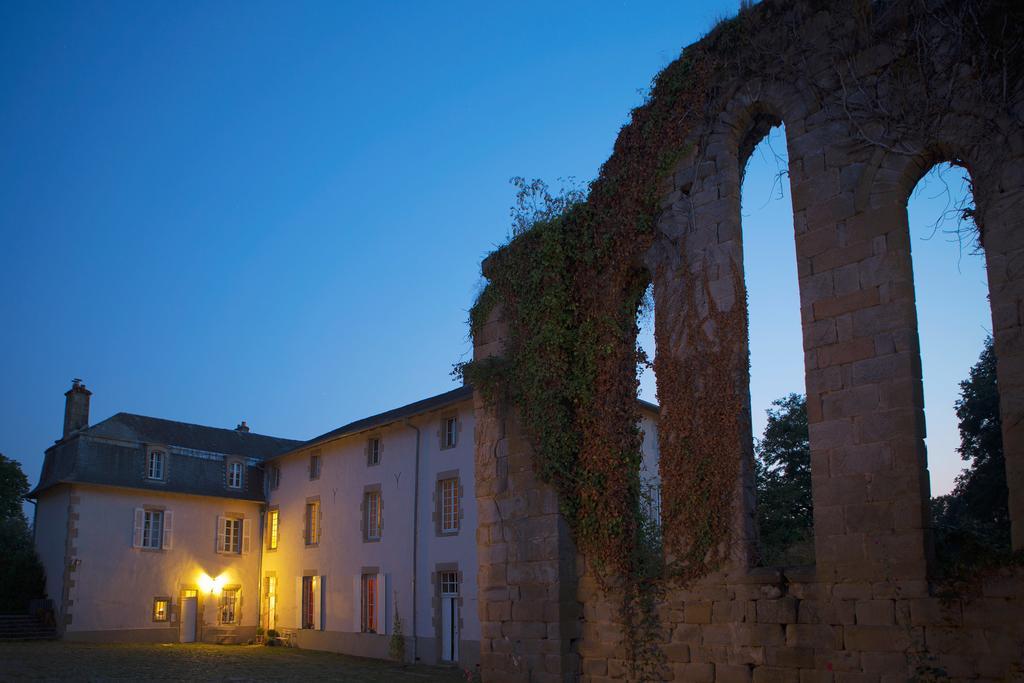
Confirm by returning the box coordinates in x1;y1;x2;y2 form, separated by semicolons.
85;412;302;460
271;384;660;460
290;385;476;455
29;413;302;500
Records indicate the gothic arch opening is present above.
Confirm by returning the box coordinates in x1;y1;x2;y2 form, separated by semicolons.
739;118;815;566
905;161;1010;566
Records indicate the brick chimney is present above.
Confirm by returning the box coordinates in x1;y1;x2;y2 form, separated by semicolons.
235;421;250;433
63;379;92;438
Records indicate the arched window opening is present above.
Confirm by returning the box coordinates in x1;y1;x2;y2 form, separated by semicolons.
907;162;1009;567
637;281;661;552
741;122;814;567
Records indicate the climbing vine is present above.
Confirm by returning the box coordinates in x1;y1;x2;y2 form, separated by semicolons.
457;0;1023;678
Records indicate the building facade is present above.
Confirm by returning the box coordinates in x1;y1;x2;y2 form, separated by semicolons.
31;380;300;644
31;380;659;669
261;386;481;666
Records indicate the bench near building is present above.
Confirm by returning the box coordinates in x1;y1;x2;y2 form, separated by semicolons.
29;379;661;668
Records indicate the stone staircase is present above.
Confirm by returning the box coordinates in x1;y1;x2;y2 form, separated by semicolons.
0;614;58;641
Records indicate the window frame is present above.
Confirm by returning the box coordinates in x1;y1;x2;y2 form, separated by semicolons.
219;587;239;625
363;490;382;542
141;509;164;550
309;451;322;481
439;570;459;596
367;437;381;467
146;448;166;481
226;460;244;489
439;477;459;534
441;416;458;450
360;574;377;634
301;576;315;630
221;516;243;554
267;507;279;551
152;596;170;622
304;499;320;547
269;464;281;491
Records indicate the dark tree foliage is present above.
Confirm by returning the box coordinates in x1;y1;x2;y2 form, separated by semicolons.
755;394;814;566
932;337;1011;572
0;452;30;521
0;454;47;612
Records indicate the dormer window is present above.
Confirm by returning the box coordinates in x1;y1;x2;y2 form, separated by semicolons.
147;449;165;481
227;461;243;489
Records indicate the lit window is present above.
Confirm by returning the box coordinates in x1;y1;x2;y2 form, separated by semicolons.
152;597;169;622
268;509;279;550
147;450;165;480
305;500;320;546
442;417;457;449
220;517;242;554
227;461;243;489
360;574;377;633
367;438;380;466
440;478;459;533
364;491;381;541
309;451;321;480
142;510;163;549
219;589;238;625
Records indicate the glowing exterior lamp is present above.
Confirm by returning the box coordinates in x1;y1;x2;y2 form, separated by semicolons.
198;572;227;594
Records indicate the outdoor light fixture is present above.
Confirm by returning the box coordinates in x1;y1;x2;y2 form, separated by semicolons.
198;572;226;594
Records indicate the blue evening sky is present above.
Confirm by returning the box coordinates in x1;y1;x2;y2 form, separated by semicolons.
0;1;987;501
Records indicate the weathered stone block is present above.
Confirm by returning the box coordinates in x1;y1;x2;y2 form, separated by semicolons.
854;599;895;626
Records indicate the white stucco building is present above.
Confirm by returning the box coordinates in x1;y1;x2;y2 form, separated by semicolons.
31;380;659;669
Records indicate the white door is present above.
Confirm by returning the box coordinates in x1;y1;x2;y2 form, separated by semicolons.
181;596;197;643
441;596;459;662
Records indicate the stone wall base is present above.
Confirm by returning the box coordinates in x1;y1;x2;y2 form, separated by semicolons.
577;566;1024;682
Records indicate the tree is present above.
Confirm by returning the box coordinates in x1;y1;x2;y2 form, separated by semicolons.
0;454;46;612
754;394;814;566
932;337;1010;569
0;453;31;522
952;337;1008;529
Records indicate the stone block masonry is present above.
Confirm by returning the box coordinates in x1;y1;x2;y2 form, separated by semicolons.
473;1;1024;680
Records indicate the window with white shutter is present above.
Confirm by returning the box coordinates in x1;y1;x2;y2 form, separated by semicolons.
133;509;163;550
162;510;174;550
133;508;145;548
360;574;377;633
218;516;243;554
242;518;252;554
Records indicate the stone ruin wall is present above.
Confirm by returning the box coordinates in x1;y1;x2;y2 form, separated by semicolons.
473;1;1024;681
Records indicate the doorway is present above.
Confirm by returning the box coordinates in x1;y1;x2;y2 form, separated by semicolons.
439;571;459;663
180;589;198;643
266;576;277;631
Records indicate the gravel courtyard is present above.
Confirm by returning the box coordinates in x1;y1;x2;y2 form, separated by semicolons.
0;642;471;682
